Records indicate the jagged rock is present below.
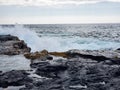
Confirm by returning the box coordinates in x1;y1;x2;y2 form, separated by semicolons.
49;52;68;58
30;61;50;68
0;34;19;41
19;59;120;90
0;71;2;76
41;49;48;54
35;62;68;78
25;49;120;89
25;49;120;66
0;35;31;55
48;49;120;64
117;48;120;50
66;49;120;63
25;49;120;63
24;50;53;61
0;70;32;88
1;44;120;90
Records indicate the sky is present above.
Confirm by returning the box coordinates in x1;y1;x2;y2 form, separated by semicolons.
0;0;120;24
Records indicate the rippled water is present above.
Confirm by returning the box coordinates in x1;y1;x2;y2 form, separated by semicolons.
1;24;120;51
0;55;30;72
25;24;120;51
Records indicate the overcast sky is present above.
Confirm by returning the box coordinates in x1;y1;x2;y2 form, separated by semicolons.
0;0;120;24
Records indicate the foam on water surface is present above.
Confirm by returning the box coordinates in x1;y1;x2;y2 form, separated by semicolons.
0;24;120;52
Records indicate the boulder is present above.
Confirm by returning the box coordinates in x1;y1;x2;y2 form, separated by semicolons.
0;71;2;76
24;50;53;60
117;48;120;50
0;70;32;88
0;35;31;55
0;34;19;41
35;64;68;78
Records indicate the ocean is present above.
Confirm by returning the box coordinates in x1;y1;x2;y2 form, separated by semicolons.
0;24;120;72
0;24;120;52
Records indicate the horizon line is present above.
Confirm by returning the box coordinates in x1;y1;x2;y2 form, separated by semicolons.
0;22;120;25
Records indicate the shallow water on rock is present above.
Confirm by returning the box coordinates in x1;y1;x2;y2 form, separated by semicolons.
0;55;31;72
0;86;25;90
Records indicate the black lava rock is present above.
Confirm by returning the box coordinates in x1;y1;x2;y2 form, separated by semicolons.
0;70;32;88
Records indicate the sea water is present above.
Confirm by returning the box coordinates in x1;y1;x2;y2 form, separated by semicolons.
0;55;30;72
0;24;120;71
1;24;120;52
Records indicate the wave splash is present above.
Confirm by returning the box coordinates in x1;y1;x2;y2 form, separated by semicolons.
0;25;42;51
0;24;120;52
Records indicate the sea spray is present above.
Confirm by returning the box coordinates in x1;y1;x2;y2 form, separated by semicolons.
0;24;65;51
0;24;120;52
0;24;42;51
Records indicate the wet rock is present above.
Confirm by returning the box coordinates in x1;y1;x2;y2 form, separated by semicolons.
103;78;120;90
21;49;120;90
36;63;68;78
66;49;110;61
69;85;87;89
66;49;120;65
24;50;51;60
30;61;50;68
49;52;68;58
1;48;120;90
19;59;120;90
0;35;31;55
117;48;120;50
107;59;120;65
46;55;53;60
0;70;32;88
24;49;120;64
0;34;19;41
20;79;65;90
0;71;2;76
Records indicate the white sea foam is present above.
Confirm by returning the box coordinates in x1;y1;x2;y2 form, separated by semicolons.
0;24;120;52
0;25;42;51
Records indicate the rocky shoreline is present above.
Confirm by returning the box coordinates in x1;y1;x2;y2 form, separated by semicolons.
0;35;120;90
0;35;31;55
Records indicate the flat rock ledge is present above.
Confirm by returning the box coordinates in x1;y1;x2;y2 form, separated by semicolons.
0;35;31;55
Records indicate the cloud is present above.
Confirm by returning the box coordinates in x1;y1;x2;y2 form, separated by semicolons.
0;0;120;6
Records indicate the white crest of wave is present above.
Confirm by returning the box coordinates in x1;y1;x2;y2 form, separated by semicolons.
0;24;120;52
0;24;62;52
0;25;39;51
0;24;76;52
